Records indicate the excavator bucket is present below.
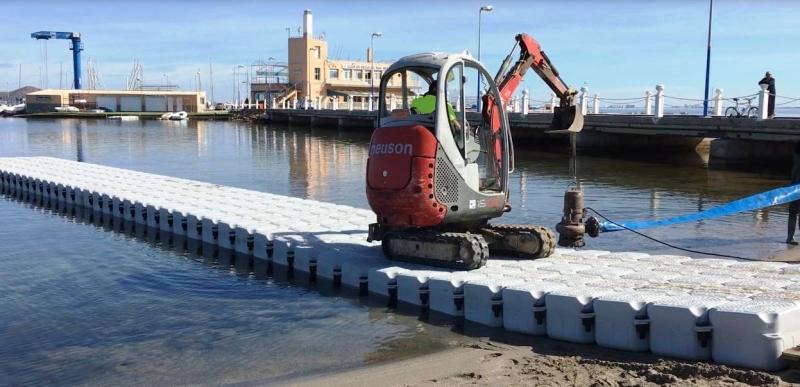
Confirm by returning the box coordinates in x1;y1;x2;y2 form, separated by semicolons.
545;105;584;134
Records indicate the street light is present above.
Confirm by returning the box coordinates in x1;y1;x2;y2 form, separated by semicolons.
477;5;493;112
702;0;714;117
370;32;382;111
308;48;319;102
163;73;170;86
236;65;245;108
286;27;291;39
267;56;276;109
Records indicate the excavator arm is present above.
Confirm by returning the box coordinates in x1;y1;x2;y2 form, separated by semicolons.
481;33;583;133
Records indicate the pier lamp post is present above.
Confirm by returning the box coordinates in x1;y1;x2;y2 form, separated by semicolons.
267;56;276;108
702;0;714;117
6;82;9;104
237;65;245;108
370;32;382;111
477;5;493;112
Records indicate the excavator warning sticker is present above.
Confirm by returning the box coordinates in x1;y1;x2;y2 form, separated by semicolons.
469;200;476;209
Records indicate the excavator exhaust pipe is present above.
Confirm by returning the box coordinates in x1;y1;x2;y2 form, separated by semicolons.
545;106;584;134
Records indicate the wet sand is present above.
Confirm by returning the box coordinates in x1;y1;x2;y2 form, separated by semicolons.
277;336;800;387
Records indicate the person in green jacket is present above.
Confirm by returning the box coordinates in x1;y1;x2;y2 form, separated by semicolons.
411;81;462;133
788;140;800;244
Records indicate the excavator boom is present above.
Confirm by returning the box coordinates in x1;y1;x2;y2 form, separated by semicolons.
484;33;583;133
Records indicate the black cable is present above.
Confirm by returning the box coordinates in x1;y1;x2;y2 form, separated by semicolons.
585;207;796;263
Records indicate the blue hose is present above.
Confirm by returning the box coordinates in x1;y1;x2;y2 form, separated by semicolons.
600;184;800;232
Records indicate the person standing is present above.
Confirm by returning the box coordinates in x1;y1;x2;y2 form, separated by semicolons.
758;71;776;118
787;140;800;245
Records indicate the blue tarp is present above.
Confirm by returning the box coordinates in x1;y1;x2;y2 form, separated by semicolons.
600;184;800;232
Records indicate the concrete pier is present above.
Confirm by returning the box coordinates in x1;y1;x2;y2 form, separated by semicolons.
266;109;800;164
2;156;800;371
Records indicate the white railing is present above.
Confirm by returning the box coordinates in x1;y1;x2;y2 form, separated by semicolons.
242;85;800;121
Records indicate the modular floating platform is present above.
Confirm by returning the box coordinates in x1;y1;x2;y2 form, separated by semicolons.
2;157;800;372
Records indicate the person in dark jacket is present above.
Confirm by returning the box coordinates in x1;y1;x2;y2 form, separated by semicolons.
759;71;776;118
788;140;800;244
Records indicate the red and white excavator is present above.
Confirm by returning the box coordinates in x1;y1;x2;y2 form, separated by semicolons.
366;33;584;270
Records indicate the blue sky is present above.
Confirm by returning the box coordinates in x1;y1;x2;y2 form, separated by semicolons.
2;0;799;105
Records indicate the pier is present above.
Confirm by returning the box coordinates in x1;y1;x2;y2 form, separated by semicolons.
3;156;800;372
265;108;800;165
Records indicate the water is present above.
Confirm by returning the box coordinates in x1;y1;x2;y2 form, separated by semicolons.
0;118;794;386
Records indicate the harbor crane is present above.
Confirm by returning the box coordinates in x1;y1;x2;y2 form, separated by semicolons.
30;31;83;90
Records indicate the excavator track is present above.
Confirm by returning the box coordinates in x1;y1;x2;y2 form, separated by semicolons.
381;231;489;271
481;224;557;259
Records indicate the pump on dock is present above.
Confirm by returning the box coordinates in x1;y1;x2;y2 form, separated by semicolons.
555;188;601;247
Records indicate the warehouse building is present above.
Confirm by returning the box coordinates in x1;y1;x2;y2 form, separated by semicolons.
25;89;207;113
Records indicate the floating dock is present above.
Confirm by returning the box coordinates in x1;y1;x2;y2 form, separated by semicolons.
2;157;800;371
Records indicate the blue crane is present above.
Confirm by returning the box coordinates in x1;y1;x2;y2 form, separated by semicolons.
30;31;83;90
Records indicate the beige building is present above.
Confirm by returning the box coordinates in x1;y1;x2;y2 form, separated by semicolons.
26;89;207;113
253;10;419;106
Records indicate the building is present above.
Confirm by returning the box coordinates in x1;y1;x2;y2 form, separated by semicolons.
250;9;420;106
25;89;207;113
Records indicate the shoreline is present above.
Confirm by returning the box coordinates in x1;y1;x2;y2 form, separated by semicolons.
273;335;800;387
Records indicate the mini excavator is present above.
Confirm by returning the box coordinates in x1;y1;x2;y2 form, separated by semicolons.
366;33;584;270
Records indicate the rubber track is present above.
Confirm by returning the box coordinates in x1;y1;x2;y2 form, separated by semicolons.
483;224;557;258
384;231;489;271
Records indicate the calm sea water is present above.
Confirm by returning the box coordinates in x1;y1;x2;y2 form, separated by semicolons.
0;117;794;386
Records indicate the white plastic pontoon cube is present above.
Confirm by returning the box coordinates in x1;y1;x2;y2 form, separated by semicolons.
316;250;366;282
158;208;175;233
647;294;730;361
272;234;308;267
545;287;615;344
341;256;391;291
252;230;273;260
593;290;675;352
170;210;188;236
397;270;452;307
368;266;411;298
216;221;239;251
464;277;527;328
709;298;800;371
429;272;488;316
185;213;205;241
145;203;162;229
233;224;256;256
502;280;568;336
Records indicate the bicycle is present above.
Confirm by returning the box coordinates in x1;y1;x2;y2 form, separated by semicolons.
725;97;758;118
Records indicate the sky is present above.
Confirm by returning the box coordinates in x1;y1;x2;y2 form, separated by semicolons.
2;0;799;105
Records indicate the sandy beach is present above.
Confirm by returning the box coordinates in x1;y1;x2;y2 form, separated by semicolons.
279;336;800;387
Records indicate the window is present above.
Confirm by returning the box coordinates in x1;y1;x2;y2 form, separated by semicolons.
343;70;351;79
376;71;382;80
314;46;321;59
329;69;339;79
354;70;362;80
314;68;320;80
365;72;372;81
